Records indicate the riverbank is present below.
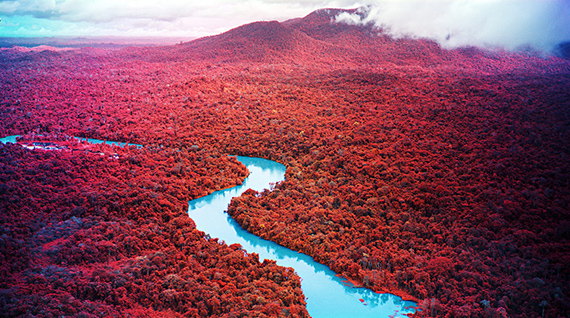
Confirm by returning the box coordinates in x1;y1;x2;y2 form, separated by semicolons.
2;9;569;316
1;134;417;317
189;155;416;317
0;137;309;317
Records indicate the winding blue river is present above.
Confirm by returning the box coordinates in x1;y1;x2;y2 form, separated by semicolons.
189;156;417;318
1;135;417;317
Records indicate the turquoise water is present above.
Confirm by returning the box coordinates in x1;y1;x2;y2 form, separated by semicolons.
1;135;417;317
189;156;417;318
0;135;19;144
0;135;142;148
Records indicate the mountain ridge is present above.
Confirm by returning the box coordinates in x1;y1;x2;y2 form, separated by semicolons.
134;8;420;66
129;7;565;74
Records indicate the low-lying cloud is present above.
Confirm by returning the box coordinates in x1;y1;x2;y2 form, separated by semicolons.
2;0;569;53
335;1;570;52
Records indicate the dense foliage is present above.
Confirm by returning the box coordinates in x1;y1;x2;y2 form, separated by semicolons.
0;139;307;317
1;8;569;318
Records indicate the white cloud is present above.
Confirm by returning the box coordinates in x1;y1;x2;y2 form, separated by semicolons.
0;0;361;37
2;0;568;52
335;0;570;52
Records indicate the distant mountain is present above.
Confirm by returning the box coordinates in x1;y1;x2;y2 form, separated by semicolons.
0;36;193;49
178;20;331;64
129;8;417;65
131;8;562;71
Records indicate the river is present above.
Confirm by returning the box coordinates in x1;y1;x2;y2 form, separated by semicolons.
189;156;416;318
1;136;417;317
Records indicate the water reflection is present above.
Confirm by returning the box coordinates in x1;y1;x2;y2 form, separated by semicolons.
189;156;417;318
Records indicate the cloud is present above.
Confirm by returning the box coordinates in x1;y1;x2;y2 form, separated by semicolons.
0;0;361;37
0;0;60;19
335;0;570;52
4;0;566;52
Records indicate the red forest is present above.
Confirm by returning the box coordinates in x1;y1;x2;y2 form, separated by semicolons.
1;8;570;318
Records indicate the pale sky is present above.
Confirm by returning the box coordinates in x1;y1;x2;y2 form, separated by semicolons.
0;0;569;51
0;0;360;38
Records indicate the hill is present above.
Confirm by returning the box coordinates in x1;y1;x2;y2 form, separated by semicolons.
1;7;570;318
126;7;566;75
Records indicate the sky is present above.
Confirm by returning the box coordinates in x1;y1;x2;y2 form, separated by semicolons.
0;0;569;52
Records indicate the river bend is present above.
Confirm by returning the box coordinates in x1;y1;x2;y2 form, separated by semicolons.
0;136;417;317
188;156;416;318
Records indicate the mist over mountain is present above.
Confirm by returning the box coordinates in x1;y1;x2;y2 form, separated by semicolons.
1;6;570;318
134;7;568;68
2;0;569;52
335;2;570;53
